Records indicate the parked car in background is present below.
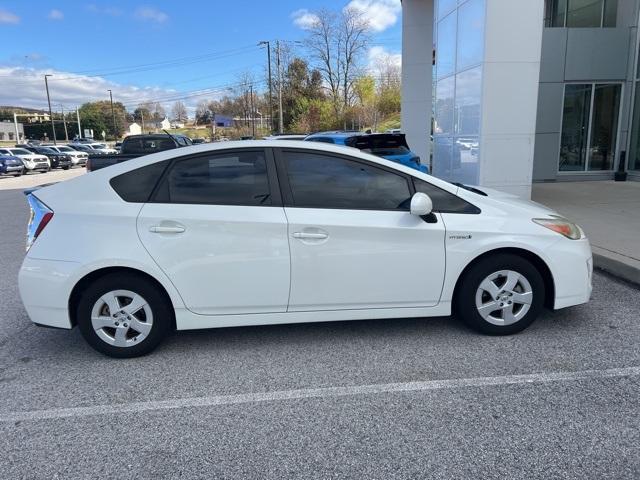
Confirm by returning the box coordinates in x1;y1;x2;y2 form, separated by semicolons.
0;154;24;176
86;133;192;171
90;143;119;155
0;148;49;173
114;141;123;153
305;131;429;173
46;145;88;166
263;134;307;141
191;138;206;144
23;146;72;170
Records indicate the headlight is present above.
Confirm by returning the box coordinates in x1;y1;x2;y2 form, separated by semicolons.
533;216;584;240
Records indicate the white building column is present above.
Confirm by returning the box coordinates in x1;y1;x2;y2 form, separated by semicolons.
401;0;434;165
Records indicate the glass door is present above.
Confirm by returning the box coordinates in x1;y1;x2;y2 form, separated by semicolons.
559;83;622;173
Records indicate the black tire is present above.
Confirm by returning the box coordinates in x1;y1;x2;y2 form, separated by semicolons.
63;166;70;170
76;272;172;358
13;172;22;177
455;253;545;335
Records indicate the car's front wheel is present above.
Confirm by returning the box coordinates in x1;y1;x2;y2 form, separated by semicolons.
455;253;544;335
77;273;172;357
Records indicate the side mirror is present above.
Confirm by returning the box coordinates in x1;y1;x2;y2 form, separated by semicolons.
410;192;433;217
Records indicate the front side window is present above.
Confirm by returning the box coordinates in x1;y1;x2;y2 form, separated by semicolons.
283;151;411;210
413;179;479;214
155;151;271;206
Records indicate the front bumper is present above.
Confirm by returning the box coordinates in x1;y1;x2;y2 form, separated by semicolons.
546;237;593;309
0;165;23;174
25;162;50;171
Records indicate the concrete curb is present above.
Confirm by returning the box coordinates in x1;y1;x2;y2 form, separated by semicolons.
593;252;640;288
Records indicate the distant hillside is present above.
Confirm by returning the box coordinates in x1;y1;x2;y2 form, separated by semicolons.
0;106;47;114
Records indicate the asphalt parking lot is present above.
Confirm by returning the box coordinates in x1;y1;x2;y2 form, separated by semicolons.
0;174;638;479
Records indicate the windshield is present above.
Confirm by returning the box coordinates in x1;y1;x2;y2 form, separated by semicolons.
10;149;31;155
38;147;57;154
57;146;74;152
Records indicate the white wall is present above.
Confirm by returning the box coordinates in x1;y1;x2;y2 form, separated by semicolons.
401;0;434;165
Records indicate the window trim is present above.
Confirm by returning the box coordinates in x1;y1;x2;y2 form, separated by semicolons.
274;147;418;212
149;147;282;207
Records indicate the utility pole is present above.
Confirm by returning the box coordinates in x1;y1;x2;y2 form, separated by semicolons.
258;41;274;133
76;107;82;139
141;110;145;133
250;84;256;138
276;40;284;134
210;110;216;140
13;112;20;143
60;104;69;141
107;89;117;139
44;74;57;145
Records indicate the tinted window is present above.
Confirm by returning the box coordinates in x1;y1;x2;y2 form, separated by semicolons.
124;137;175;154
110;160;169;203
413;178;479;214
155;151;271;206
307;137;335;144
283;151;411;210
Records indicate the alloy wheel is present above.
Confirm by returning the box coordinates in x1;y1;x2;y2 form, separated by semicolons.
90;290;153;348
474;270;533;326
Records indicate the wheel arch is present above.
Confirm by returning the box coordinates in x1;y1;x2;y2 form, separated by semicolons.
68;266;177;329
452;247;555;310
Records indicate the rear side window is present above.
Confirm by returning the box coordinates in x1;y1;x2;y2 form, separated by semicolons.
154;151;271;206
110;160;169;203
413;178;480;214
283;151;411;210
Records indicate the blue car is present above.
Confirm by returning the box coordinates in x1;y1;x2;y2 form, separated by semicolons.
0;155;25;177
304;131;429;173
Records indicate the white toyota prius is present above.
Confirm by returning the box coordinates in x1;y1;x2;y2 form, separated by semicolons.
19;141;592;357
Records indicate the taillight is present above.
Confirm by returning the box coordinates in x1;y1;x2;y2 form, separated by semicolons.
26;194;54;251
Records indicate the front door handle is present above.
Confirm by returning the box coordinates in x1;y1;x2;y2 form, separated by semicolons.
292;232;328;240
149;225;185;234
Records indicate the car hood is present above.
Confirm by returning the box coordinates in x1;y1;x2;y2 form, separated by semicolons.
460;185;559;218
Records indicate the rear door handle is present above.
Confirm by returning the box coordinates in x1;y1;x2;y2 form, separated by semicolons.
149;225;185;234
292;232;328;240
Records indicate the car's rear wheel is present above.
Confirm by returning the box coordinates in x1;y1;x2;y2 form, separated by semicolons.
77;273;171;357
455;254;544;335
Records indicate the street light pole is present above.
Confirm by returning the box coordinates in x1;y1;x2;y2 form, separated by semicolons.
60;104;69;141
276;40;284;134
107;89;117;139
44;74;57;145
258;41;274;134
76;107;82;139
250;84;256;138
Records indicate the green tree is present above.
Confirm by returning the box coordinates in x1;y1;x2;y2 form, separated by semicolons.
79;100;130;139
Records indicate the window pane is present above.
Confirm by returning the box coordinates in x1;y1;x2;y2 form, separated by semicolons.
110;160;169;203
456;0;484;71
559;84;592;172
603;0;617;26
437;0;457;20
588;84;620;171
455;66;482;136
546;0;567;26
629;83;640;171
283;152;411;210
567;0;603;27
160;151;271;205
414;178;478;213
434;75;455;135
436;12;456;80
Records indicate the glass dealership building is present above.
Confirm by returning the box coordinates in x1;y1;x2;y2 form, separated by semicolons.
401;0;640;197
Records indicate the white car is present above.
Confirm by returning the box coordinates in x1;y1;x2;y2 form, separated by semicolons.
48;145;88;166
18;141;592;357
0;148;50;173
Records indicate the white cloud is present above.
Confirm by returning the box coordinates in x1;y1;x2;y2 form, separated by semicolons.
291;9;319;30
367;46;401;74
48;9;64;20
0;9;20;24
86;4;123;16
0;67;180;112
345;0;401;32
134;6;169;24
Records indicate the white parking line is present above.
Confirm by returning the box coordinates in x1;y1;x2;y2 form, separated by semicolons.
2;366;638;423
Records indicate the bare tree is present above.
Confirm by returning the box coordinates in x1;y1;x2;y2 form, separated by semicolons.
303;7;370;120
171;101;188;122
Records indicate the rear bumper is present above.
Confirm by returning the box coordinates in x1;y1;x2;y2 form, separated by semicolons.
19;257;78;329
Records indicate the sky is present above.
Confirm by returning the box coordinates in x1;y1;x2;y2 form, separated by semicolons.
0;0;402;115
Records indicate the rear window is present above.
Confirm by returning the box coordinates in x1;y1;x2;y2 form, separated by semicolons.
347;135;411;156
110;160;169;203
124;137;175;154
